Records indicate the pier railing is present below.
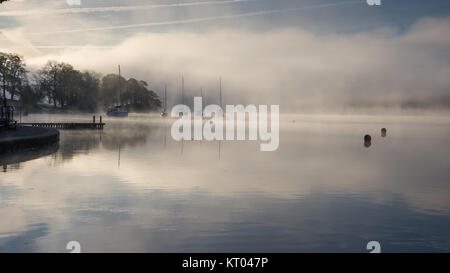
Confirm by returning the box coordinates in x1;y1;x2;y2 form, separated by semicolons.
19;115;105;130
19;122;105;130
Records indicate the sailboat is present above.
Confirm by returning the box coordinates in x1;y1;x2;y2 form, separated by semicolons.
107;105;128;117
107;65;128;117
160;84;168;117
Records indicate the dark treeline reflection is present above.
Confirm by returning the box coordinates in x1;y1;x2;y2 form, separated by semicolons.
2;120;166;170
0;143;59;172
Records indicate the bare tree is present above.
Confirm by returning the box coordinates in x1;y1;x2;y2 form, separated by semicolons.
6;54;27;100
0;53;27;100
0;53;8;98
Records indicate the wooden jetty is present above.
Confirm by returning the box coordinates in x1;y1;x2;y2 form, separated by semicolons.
19;122;105;130
19;116;105;130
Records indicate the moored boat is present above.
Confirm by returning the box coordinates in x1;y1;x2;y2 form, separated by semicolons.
107;106;128;117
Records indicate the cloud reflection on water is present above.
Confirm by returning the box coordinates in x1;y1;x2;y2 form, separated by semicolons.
0;113;449;252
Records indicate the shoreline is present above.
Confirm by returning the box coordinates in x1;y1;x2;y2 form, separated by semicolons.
0;126;60;154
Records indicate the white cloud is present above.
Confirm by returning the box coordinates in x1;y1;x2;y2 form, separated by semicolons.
1;16;450;110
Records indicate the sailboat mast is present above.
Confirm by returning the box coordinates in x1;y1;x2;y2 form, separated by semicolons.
220;77;222;108
218;77;222;160
181;75;184;105
164;83;167;111
200;88;203;117
118;65;121;106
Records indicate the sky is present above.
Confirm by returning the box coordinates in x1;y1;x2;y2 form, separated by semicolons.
0;0;449;111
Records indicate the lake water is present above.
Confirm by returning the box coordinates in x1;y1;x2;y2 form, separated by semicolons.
1;113;450;252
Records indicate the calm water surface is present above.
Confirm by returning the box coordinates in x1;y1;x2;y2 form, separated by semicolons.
1;113;449;252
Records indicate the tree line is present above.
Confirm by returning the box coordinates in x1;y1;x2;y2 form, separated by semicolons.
0;52;161;113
